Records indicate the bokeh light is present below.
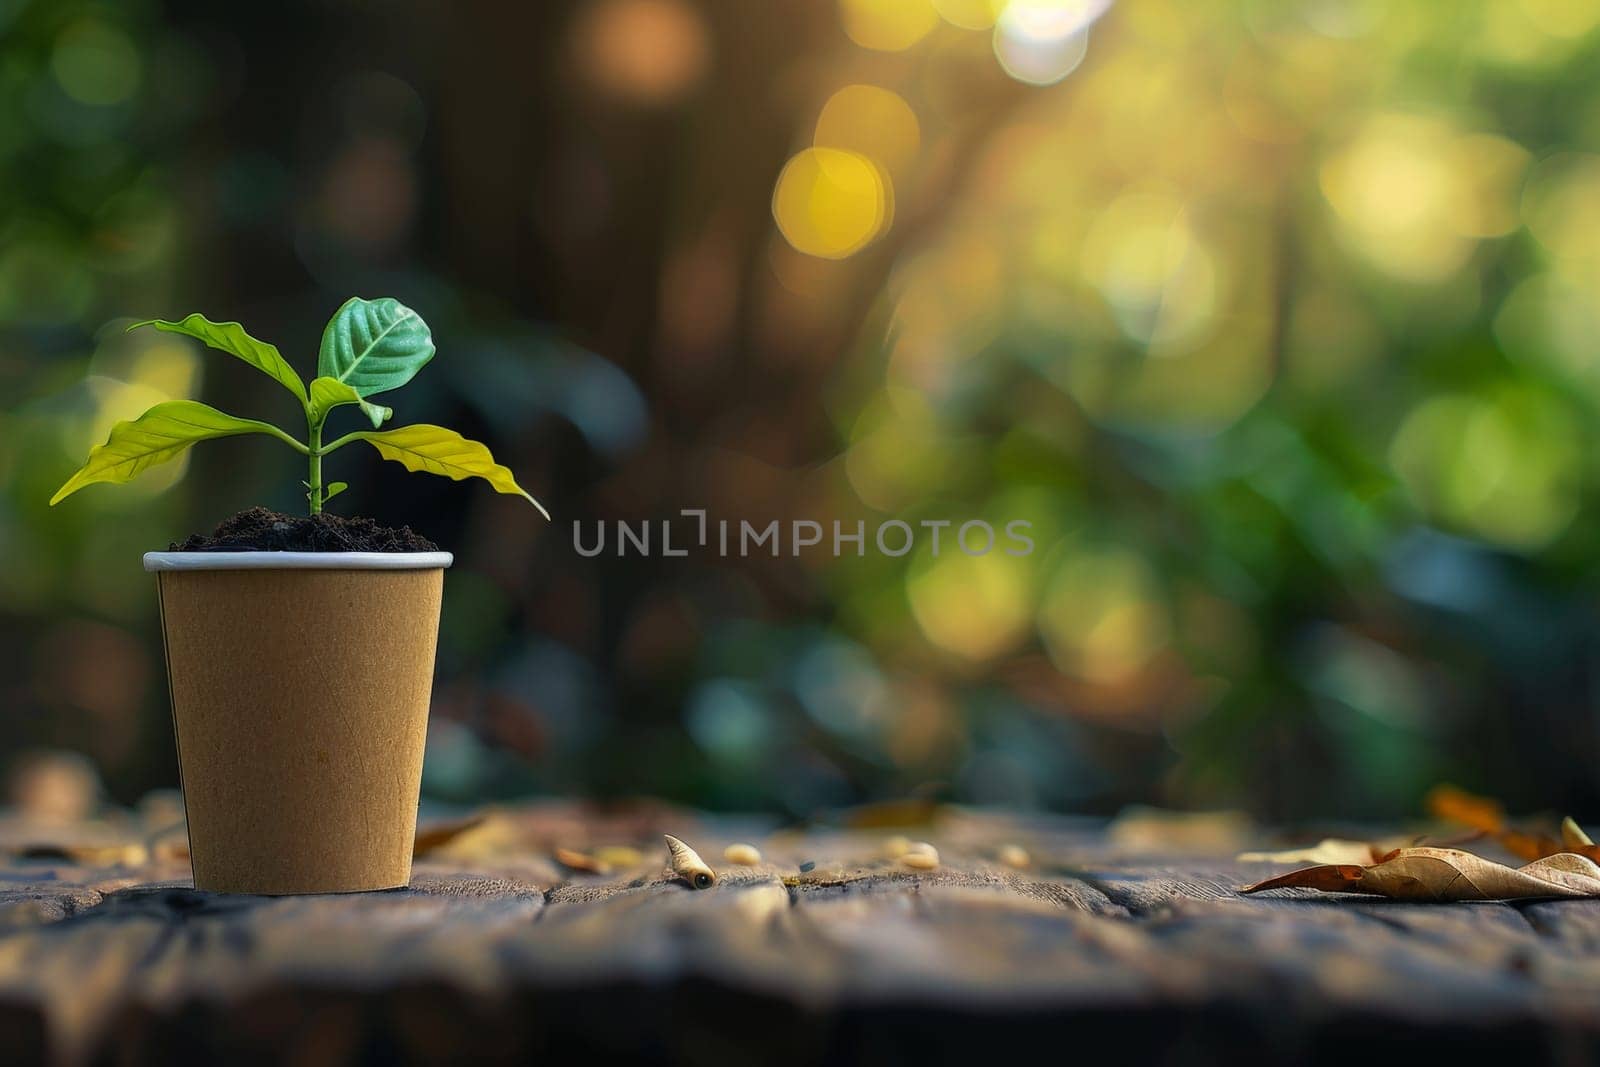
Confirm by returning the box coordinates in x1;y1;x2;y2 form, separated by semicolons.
1037;546;1170;684
908;548;1034;663
993;0;1107;84
1522;152;1600;264
51;18;142;106
1319;116;1528;282
772;147;892;259
1079;191;1217;347
845;395;955;510
1389;387;1583;549
994;25;1089;85
569;0;710;104
839;0;941;51
933;0;1004;30
814;85;921;177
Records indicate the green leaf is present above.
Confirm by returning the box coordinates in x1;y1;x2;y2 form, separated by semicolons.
307;376;392;429
317;297;435;398
345;424;549;518
130;314;307;405
51;401;303;506
310;480;349;507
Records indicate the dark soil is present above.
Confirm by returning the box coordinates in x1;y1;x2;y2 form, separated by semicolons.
171;507;439;553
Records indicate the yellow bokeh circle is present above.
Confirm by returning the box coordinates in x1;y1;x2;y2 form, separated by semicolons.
772;147;892;259
814;84;921;176
838;0;940;51
933;0;1005;30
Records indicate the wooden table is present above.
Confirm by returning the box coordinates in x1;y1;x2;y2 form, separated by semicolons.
0;802;1596;1065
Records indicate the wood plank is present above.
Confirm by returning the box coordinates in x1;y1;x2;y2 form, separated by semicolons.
0;810;1591;1064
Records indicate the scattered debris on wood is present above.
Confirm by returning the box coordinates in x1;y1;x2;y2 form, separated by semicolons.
664;834;715;889
996;844;1030;869
723;843;761;865
901;842;939;870
554;848;610;875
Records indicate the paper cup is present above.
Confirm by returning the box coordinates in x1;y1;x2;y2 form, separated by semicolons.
144;551;452;895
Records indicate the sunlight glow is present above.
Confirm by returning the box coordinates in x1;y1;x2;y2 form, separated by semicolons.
814;85;921;177
993;0;1108;85
773;147;892;259
839;0;941;52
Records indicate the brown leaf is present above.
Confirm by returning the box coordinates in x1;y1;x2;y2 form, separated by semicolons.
1237;838;1399;865
1424;785;1600;864
16;842;149;867
1553;838;1600;865
1495;829;1563;862
1241;846;1600;901
151;836;189;863
554;847;610;875
412;814;488;858
1424;784;1505;833
1424;786;1538;859
594;845;645;868
1241;862;1367;893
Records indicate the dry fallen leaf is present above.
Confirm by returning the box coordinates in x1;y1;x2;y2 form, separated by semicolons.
1424;784;1506;834
593;845;644;868
408;811;535;865
1241;846;1600;901
413;814;488;858
554;847;610;875
17;842;149;867
1425;785;1600;864
1237;838;1394;865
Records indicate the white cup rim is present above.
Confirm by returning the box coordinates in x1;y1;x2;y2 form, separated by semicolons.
143;551;453;572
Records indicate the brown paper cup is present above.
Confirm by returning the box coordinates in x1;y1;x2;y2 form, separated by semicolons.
145;550;451;895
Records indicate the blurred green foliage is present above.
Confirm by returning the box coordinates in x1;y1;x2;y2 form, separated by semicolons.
5;0;1600;819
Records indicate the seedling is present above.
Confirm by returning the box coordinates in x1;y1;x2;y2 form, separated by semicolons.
51;297;549;518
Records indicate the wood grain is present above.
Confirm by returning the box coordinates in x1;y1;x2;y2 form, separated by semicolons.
0;806;1593;1064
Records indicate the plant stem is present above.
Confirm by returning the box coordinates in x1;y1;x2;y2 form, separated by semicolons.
262;424;310;454
318;429;368;454
308;420;323;516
